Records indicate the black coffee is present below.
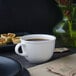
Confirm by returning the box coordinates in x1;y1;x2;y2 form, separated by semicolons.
26;38;49;41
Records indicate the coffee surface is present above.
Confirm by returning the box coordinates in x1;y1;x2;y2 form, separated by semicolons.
26;38;49;41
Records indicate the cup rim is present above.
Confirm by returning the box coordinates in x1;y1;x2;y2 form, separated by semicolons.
21;34;56;41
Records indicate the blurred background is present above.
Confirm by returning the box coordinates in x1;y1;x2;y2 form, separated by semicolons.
0;0;62;34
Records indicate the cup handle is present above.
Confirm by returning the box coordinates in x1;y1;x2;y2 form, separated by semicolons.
15;43;28;57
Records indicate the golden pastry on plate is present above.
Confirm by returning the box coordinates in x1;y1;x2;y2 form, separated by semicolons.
0;38;7;46
1;33;16;43
12;37;21;44
8;33;16;38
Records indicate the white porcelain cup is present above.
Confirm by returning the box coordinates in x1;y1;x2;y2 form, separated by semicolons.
15;34;56;63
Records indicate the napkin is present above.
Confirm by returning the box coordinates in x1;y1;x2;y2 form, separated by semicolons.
47;54;76;76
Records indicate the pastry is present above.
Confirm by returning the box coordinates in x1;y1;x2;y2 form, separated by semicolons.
12;37;21;44
1;33;16;43
0;38;7;46
8;33;16;38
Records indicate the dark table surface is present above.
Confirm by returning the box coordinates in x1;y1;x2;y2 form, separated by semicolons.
0;32;75;69
0;47;76;69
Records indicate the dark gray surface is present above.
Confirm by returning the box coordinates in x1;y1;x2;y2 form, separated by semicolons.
0;48;75;69
0;52;37;68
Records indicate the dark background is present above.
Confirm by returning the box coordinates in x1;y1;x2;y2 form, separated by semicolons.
0;0;62;34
